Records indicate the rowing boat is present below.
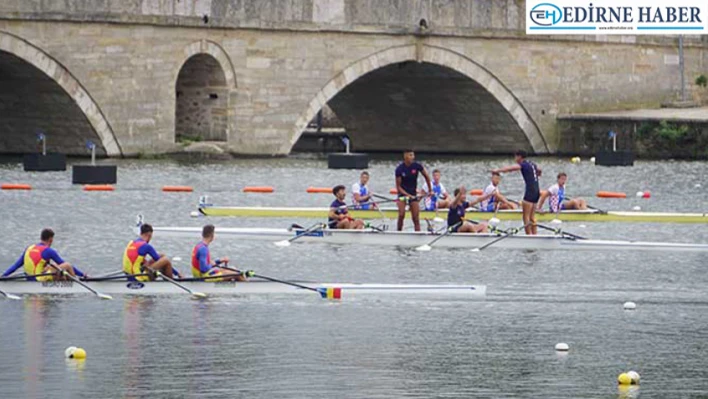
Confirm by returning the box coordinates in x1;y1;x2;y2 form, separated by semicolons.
147;225;708;252
0;279;485;298
197;206;708;223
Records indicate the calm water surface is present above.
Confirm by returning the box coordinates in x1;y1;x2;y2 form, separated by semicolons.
1;156;707;398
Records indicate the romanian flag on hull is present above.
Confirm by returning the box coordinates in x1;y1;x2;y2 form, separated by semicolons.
319;287;341;299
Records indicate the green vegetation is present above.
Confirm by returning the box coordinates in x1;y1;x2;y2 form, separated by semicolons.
176;134;203;146
696;74;707;88
635;120;708;159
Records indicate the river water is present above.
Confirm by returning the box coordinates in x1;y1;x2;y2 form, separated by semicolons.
1;156;707;398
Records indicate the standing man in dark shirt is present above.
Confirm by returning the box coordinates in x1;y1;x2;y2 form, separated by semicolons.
492;150;542;235
395;150;432;232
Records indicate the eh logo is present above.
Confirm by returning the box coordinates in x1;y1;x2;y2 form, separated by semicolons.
530;3;562;26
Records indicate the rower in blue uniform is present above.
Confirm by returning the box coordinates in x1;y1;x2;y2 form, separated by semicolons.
329;185;365;229
351;171;374;210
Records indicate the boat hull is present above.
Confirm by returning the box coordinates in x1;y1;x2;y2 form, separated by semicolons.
199;206;708;224
149;226;708;252
0;279;485;298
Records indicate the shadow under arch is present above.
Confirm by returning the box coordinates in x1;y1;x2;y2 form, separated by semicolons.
0;31;121;156
289;44;549;154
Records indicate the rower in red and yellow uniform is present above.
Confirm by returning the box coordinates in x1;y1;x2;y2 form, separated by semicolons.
2;228;85;281
123;223;180;281
191;224;245;281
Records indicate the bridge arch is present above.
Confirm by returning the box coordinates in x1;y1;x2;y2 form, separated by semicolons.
175;40;237;142
290;44;549;154
0;31;121;156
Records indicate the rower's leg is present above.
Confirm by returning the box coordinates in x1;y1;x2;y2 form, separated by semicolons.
353;220;365;229
529;205;538;235
522;200;533;235
472;222;489;233
410;200;421;232
396;200;406;231
578;198;588;210
458;223;474;233
44;263;74;281
217;269;246;282
436;199;451;209
151;256;174;280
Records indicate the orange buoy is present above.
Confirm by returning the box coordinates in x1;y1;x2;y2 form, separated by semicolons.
596;191;626;199
1;183;31;190
306;187;332;194
389;188;398;195
84;184;114;191
469;189;483;196
162;185;193;192
243;186;274;193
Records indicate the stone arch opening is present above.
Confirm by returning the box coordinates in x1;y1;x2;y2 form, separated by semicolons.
290;45;549;154
175;54;229;142
0;32;120;156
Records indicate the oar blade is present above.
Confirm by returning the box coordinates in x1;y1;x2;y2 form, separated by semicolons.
488;217;501;226
550;219;562;225
98;293;113;300
274;240;291;247
433;217;444;223
2;292;21;300
190;292;208;299
470;248;481;252
415;244;432;252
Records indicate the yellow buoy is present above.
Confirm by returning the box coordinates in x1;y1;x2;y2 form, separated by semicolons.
618;373;632;385
72;348;87;359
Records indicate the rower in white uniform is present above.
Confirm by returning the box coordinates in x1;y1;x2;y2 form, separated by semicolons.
421;169;451;211
537;172;588;212
479;172;517;212
351;171;374;210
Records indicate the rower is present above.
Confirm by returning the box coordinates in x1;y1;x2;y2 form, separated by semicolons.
395;149;433;231
192;224;245;281
537;172;588;212
479;172;517;212
448;186;489;233
492;150;542;235
1;228;85;281
123;223;180;281
328;185;365;229
352;171;375;210
421;169;451;211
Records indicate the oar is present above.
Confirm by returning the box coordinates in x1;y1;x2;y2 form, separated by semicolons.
0;288;21;300
471;222;531;252
145;267;206;299
489;202;502;226
275;223;325;247
415;221;463;252
218;265;341;299
48;265;112;300
563;194;606;214
536;224;586;240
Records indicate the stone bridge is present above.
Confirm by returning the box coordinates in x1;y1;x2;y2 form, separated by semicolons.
0;0;705;156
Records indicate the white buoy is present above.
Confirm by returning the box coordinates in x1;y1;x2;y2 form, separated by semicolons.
578;224;587;228
550;218;562;225
555;343;569;352
635;191;644;197
632;206;641;211
488;217;500;226
65;346;78;359
695;183;702;188
623;301;637;310
590;156;596;163
190;211;200;218
627;370;640;384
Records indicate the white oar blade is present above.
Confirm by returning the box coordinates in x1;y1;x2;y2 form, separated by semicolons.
551;219;562;225
433;217;444;223
4;293;21;300
191;292;207;299
470;248;481;252
416;244;432;252
98;294;113;300
274;240;291;247
489;217;500;226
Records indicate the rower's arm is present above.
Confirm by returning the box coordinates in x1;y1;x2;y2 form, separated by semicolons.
328;207;343;220
492;165;521;174
537;190;549;209
2;253;24;277
421;168;433;194
450;188;466;208
468;191;494;207
143;244;161;261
